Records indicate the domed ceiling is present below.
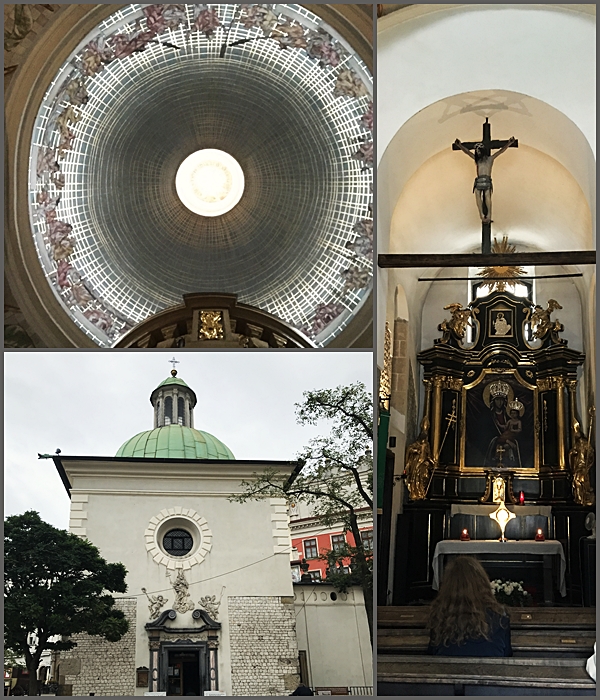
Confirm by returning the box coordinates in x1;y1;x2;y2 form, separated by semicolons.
29;4;373;347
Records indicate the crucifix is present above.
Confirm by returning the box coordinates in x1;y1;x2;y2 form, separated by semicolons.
169;357;180;372
453;118;518;254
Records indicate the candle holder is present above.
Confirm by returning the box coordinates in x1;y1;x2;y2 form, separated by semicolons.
535;528;545;542
460;528;470;541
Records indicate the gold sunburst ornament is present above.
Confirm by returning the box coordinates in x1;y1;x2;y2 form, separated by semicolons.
477;236;526;292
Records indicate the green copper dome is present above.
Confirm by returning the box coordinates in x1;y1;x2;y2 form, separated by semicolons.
156;376;190;389
116;424;235;460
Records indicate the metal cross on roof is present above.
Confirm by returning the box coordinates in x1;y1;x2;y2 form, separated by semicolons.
169;357;180;371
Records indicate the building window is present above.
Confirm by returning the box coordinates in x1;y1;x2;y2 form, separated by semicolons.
331;534;346;553
304;539;318;559
177;397;185;426
165;396;173;425
362;530;374;551
163;529;193;556
308;570;322;582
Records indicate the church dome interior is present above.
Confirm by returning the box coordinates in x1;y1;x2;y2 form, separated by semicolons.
8;3;373;348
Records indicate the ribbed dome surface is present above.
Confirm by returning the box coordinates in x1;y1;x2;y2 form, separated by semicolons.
116;424;235;460
157;376;190;389
29;4;373;348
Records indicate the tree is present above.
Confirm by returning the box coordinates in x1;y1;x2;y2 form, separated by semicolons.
232;382;374;640
4;511;129;696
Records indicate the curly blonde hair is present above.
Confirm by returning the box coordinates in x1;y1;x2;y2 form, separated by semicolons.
428;556;506;648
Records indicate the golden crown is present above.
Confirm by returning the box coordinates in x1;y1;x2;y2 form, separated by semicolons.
489;380;510;398
508;399;524;413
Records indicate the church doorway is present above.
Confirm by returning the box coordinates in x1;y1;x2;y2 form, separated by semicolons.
161;644;208;696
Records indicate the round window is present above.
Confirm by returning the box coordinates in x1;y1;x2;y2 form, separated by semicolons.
162;529;193;557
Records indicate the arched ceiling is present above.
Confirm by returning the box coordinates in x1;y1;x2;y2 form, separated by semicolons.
21;4;373;347
380;91;595;255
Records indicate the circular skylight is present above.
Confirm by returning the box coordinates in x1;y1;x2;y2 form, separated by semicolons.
175;149;245;217
29;4;373;347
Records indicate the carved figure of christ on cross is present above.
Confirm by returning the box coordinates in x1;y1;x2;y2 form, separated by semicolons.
453;118;518;253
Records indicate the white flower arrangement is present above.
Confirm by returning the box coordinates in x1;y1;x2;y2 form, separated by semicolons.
490;578;532;606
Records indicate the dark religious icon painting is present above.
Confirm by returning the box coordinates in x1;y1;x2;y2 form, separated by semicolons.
463;371;535;470
5;4;373;348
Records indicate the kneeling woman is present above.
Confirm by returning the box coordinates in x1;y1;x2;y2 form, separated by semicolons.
428;556;512;657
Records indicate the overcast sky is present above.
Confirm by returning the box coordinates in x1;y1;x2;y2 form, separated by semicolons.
4;351;372;530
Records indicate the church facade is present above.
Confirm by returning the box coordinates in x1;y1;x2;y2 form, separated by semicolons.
48;367;372;696
52;370;301;696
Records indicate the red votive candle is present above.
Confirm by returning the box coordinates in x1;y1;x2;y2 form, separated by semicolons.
519;491;525;505
535;528;545;541
460;528;470;541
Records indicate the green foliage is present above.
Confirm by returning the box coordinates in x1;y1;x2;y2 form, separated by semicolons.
231;383;374;640
320;542;373;593
3;648;22;670
4;511;129;663
232;383;373;524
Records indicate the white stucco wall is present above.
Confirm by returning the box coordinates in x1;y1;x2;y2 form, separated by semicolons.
378;4;596;161
294;584;372;690
65;459;298;696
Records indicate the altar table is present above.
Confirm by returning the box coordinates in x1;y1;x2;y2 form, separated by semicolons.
432;539;567;604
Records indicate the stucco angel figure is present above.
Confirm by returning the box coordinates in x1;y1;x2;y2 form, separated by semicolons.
55;105;81;139
198;587;224;620
142;587;168;619
454;136;516;223
530;299;562;340
569;413;595;507
405;419;435;501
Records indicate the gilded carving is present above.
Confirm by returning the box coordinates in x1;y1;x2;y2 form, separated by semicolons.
199;310;224;340
568;408;595;506
530;299;563;340
142;587;169;620
404;417;434;501
476;236;526;293
537;378;553;392
442;376;463;391
492;476;506;503
379;322;392;408
438;303;475;342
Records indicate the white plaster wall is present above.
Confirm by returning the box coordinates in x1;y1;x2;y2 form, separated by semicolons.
378;5;596;160
294;584;372;689
389;146;592;255
375;5;596;367
68;465;294;697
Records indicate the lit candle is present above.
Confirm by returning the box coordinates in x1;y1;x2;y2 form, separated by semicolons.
535;528;545;541
460;528;470;541
519;491;525;505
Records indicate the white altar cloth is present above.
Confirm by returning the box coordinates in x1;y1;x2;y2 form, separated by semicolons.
431;539;566;596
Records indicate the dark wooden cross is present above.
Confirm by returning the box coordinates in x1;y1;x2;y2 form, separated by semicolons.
452;118;518;254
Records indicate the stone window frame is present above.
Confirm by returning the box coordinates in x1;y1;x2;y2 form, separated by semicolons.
145;508;212;570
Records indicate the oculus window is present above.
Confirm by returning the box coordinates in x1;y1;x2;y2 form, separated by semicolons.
163;529;193;557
